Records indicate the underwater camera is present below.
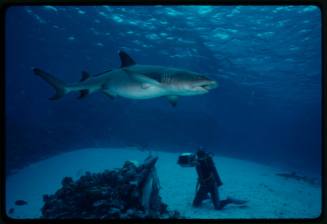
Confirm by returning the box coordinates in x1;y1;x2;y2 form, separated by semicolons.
177;153;197;167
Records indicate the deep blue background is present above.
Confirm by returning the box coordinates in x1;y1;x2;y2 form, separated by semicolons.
5;6;322;175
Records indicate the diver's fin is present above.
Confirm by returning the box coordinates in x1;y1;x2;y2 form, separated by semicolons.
80;71;90;82
102;91;115;100
33;67;69;100
78;90;89;99
119;50;136;68
167;95;178;107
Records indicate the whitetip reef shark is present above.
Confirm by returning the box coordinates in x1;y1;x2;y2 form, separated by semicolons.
33;50;217;107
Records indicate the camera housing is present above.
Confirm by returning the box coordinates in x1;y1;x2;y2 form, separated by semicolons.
177;153;197;167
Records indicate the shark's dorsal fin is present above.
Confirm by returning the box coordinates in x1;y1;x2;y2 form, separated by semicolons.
119;50;136;68
80;71;90;82
167;95;178;107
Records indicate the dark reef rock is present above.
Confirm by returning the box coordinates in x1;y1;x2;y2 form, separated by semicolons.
41;155;181;219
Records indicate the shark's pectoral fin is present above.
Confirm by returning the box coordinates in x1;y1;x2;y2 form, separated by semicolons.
80;71;91;82
77;90;89;99
167;95;179;107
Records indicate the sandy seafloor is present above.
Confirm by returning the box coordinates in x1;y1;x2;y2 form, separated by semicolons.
5;148;321;219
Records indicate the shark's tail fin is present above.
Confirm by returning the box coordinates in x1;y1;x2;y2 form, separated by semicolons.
33;68;69;100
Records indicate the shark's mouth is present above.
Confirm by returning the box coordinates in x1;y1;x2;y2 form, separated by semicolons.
202;85;212;90
200;81;217;90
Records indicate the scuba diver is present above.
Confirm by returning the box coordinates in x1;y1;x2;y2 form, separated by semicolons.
192;148;247;210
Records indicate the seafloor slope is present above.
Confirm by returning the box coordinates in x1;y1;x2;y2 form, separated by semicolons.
6;148;321;219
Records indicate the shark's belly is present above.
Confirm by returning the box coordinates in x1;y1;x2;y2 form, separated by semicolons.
108;81;166;100
104;71;169;99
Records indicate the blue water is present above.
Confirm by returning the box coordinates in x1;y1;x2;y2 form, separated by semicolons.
5;5;322;176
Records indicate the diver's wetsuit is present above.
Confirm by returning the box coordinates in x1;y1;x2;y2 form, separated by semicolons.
192;152;231;210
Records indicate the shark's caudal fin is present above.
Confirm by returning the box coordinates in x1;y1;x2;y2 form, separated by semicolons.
33;68;69;100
